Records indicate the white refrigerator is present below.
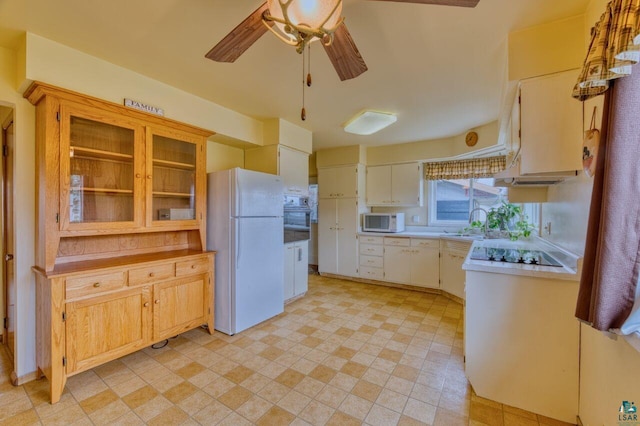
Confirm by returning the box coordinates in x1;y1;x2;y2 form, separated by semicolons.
207;168;284;335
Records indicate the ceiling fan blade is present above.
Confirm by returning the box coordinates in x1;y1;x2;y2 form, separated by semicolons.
367;0;479;7
323;24;368;81
205;2;273;63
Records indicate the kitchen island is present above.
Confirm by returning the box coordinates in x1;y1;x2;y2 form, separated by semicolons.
463;239;581;423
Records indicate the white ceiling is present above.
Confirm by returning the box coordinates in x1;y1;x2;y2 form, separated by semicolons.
0;0;590;151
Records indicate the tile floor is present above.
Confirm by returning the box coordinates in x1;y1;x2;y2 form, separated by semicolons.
0;274;574;425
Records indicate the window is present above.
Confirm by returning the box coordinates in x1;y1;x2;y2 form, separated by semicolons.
428;179;538;229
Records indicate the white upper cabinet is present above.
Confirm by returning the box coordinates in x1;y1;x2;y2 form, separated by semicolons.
366;163;423;206
519;69;582;175
318;165;363;199
279;146;309;195
245;145;309;196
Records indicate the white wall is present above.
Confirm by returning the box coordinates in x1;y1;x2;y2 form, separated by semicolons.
0;43;36;380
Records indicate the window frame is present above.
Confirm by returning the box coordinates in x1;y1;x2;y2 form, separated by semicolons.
427;179;539;232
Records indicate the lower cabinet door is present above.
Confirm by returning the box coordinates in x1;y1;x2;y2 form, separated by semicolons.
411;247;440;288
65;286;151;374
294;242;309;296
153;276;207;341
284;244;295;300
383;246;411;284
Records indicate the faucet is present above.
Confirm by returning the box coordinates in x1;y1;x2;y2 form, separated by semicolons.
468;207;488;234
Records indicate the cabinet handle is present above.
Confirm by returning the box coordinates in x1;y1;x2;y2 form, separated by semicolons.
147;175;152;179
191;264;197;269
136;173;141;178
144;302;150;307
155;300;160;304
93;282;101;288
148;272;155;277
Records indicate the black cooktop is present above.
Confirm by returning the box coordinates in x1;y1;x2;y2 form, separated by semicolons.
469;246;563;267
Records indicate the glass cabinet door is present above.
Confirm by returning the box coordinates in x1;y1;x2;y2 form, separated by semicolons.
148;129;201;225
60;103;144;230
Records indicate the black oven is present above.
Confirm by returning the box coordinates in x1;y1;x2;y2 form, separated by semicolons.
284;196;310;243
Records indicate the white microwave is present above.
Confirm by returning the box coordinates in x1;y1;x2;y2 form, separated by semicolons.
362;213;405;233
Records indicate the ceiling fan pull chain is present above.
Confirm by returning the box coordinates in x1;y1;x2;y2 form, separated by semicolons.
307;44;312;87
301;50;306;121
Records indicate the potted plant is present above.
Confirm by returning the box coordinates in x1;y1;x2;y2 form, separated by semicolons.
485;202;534;240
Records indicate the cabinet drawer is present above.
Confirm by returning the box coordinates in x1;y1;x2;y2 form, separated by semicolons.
129;263;175;286
66;271;126;299
360;255;383;268
360;266;384;280
411;238;439;249
176;257;211;277
360;244;383;257
359;236;383;245
384;237;410;247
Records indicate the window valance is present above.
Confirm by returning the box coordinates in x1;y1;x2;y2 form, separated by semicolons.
424;156;506;180
573;0;640;101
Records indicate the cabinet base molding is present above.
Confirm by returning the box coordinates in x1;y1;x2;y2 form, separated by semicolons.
285;292;307;305
319;272;464;304
10;369;37;386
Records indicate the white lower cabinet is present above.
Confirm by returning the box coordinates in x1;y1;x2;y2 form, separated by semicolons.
284;241;308;301
440;240;472;299
410;239;440;288
384;237;439;288
358;235;384;280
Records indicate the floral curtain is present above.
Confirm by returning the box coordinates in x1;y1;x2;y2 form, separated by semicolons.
424;156;506;180
573;0;640;101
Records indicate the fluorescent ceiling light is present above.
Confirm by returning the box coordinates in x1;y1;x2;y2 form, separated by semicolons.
344;111;397;135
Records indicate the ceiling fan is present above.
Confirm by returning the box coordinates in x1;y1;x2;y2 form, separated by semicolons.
205;0;480;82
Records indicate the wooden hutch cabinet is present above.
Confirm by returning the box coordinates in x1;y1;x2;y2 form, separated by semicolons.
26;82;215;403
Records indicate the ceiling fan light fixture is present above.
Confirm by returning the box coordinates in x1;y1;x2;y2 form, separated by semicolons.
265;0;343;47
344;111;397;135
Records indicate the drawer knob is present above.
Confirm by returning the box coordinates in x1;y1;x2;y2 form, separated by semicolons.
155;300;160;304
144;302;150;307
147;175;152;179
191;264;197;269
93;282;101;288
149;272;155;277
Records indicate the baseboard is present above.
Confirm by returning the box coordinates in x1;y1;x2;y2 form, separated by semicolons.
10;370;37;386
318;272;465;304
576;415;583;426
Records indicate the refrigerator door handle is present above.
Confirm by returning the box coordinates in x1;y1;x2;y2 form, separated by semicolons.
236;220;241;269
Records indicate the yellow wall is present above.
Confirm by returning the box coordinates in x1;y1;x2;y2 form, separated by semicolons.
579;327;640;425
508;15;585;81
308;152;318;178
23;33;265;147
206;142;244;173
315;145;366;168
366;121;499;165
263;118;313;154
0;43;37;380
